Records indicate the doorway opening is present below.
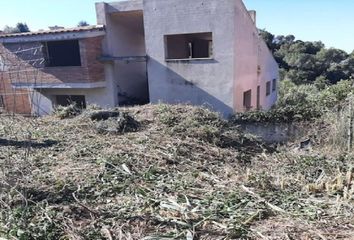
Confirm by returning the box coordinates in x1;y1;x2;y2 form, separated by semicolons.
109;11;149;106
257;85;260;109
243;89;252;111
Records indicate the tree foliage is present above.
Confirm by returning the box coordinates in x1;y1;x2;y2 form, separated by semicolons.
3;23;30;34
16;23;30;33
260;30;354;85
77;21;89;27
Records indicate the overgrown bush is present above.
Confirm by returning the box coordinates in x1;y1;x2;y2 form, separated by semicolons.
95;112;140;134
155;104;263;153
234;79;354;123
156;104;227;143
53;104;82;119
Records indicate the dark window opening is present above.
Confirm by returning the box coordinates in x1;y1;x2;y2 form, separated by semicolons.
256;86;261;109
44;40;81;67
272;79;277;92
165;32;213;60
243;89;252;110
56;95;86;109
0;96;4;108
266;81;271;96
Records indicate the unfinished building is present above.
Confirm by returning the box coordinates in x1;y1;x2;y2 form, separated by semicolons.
0;0;278;116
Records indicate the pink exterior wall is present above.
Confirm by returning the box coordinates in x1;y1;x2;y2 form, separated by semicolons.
234;0;279;112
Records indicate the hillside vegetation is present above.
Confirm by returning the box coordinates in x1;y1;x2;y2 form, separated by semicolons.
260;30;354;85
1;104;354;239
235;31;354;123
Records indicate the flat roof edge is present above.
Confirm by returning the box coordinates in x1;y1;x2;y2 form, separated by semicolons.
12;81;107;89
106;0;143;13
0;31;106;44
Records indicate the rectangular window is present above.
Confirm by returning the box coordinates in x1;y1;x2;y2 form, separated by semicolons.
257;86;260;109
0;95;4;108
56;95;86;109
272;79;277;92
44;40;81;67
165;32;213;60
266;81;271;96
243;89;252;110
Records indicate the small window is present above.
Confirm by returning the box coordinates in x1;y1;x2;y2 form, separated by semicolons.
0;95;4;108
266;81;271;96
272;79;277;92
165;32;213;60
56;95;86;109
256;86;261;109
243;89;252;110
44;40;81;67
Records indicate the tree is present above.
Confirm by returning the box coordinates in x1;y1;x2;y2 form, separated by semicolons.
3;26;18;33
259;29;275;51
3;23;30;33
77;21;89;27
259;29;353;86
16;23;30;32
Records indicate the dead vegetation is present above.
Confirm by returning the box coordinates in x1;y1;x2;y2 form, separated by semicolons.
0;104;354;239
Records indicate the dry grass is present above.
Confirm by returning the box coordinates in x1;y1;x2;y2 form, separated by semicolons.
0;104;354;239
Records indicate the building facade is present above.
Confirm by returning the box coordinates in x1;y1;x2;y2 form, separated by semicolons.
0;0;278;117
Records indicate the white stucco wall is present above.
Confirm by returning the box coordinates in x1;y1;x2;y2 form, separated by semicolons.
258;40;279;110
97;2;149;105
31;87;115;116
31;90;53;116
143;0;237;116
109;12;149;104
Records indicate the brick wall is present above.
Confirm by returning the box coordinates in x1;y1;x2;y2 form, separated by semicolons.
0;36;104;85
0;71;32;114
0;36;105;114
82;37;105;82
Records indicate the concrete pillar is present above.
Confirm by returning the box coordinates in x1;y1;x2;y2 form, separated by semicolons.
104;62;119;106
96;3;108;25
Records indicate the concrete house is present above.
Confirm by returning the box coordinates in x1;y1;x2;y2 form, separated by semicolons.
0;0;278;116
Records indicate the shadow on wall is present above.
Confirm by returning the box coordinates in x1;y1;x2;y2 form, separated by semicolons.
147;58;234;117
3;43;235;116
3;42;45;69
116;61;150;106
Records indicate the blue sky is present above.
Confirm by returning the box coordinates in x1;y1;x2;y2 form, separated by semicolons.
0;0;353;53
0;0;99;30
244;0;354;53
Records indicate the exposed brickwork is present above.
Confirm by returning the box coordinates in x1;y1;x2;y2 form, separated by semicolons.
0;36;104;114
84;37;105;82
0;36;104;85
0;71;32;114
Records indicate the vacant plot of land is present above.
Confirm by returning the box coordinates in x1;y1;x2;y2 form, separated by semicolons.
0;105;353;239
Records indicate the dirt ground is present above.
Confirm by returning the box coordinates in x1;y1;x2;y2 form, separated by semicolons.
1;104;354;239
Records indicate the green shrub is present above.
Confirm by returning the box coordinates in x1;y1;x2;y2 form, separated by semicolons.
53;103;82;119
234;79;354;123
319;80;354;107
